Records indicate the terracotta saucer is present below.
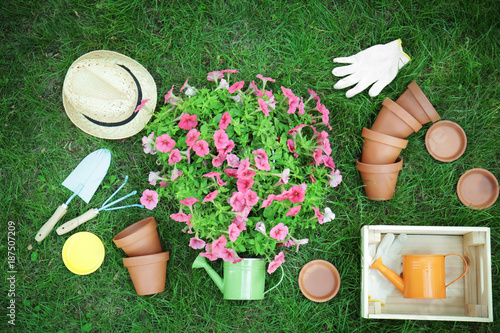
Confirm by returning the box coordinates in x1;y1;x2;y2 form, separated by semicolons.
298;260;340;302
425;120;467;162
457;168;499;209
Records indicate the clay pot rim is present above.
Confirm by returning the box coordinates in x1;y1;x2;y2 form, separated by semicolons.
407;81;441;123
113;217;157;248
425;120;467;162
382;98;422;133
123;251;170;267
356;157;403;174
456;168;499;209
362;127;408;149
298;259;341;302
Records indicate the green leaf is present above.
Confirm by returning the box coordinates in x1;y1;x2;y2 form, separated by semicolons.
82;322;92;333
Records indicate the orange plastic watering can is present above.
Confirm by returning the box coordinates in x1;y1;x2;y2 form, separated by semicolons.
370;254;468;299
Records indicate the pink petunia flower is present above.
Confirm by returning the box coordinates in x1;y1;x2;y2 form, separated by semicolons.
180;77;190;93
212;152;226;168
228;81;245;94
279;239;295;248
237;177;254;193
323;156;336;170
168;149;182;165
281;86;296;99
220;248;236;262
287;96;300;114
308;88;320;101
286;205;302;216
214;129;229;150
185;129;200;147
287;185;306;203
294;238;309;252
202;190;219;203
193;140;209;157
180;197;199;206
164;85;175;104
142;132;157;155
200;251;218;261
312;206;325;224
288;124;308;137
211;235;227;255
219;112;232;130
286;139;299;158
252;148;271;171
212;79;229;92
244;189;259;207
269;223;289;241
229;191;246;212
226;154;240;168
328;169;342;187
274;168;290;186
261;194;275;208
149;171;166;186
178;113;198;130
248;80;259;95
228;223;241;242
218;140;234;155
267;252;285;274
171;166;183;181
207;71;224;82
232;217;247;232
170;212;192;222
189;237;206;250
258;98;269;116
224;168;238;178
155;134;176;153
140;189;158;210
256;74;276;83
313;148;324;166
222;69;239;74
134;99;150;113
298;97;305;115
254;221;266;235
237;158;256;179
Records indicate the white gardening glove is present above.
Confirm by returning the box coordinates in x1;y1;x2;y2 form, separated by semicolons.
332;39;410;98
367;233;407;305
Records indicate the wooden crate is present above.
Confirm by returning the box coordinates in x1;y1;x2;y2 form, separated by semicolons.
361;225;493;322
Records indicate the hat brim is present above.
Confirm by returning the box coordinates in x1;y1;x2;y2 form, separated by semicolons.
63;50;157;140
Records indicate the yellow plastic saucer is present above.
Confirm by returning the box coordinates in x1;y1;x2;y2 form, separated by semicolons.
62;232;105;275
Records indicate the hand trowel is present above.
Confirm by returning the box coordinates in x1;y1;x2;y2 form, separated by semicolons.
35;149;111;242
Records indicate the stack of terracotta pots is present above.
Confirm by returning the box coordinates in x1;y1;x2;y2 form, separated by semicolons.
113;217;169;295
356;81;441;200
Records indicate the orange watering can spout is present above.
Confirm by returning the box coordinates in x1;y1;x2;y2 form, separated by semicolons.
370;257;405;294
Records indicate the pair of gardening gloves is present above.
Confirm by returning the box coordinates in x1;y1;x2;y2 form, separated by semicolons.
367;233;407;305
332;39;411;98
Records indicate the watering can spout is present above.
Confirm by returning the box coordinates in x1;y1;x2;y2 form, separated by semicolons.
192;255;224;293
370;257;405;294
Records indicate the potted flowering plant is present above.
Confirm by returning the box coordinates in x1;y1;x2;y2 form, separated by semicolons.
140;70;342;276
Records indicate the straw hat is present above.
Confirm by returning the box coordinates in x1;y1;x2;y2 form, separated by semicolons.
62;50;157;140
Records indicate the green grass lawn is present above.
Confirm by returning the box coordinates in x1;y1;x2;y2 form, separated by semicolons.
1;0;499;332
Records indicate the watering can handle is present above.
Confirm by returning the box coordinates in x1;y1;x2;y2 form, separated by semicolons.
263;265;285;295
445;253;468;288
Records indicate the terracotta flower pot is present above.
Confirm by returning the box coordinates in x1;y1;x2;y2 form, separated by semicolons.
113;217;162;257
361;128;408;165
371;98;422;139
123;251;170;295
396;81;441;125
356;157;403;201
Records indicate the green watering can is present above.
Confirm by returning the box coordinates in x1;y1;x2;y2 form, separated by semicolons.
192;255;284;300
